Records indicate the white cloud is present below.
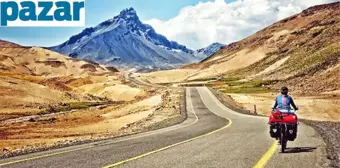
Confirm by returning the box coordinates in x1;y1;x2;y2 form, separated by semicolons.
144;0;338;49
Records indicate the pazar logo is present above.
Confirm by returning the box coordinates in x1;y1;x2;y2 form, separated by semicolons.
0;0;85;27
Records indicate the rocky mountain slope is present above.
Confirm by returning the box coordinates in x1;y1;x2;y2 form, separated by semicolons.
194;43;225;60
50;8;199;70
184;2;340;93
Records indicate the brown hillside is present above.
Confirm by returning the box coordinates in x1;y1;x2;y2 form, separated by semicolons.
185;2;340;93
0;40;111;77
0;40;128;107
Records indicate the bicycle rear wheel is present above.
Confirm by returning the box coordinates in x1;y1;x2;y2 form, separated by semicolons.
281;137;286;153
280;125;287;153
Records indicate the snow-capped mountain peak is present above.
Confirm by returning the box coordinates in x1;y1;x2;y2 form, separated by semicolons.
49;8;197;70
194;42;225;59
119;7;137;18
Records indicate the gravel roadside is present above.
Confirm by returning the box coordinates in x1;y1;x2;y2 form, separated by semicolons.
118;88;187;134
208;88;260;116
302;120;340;167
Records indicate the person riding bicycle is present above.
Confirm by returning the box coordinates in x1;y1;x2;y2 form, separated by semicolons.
270;87;299;144
272;87;298;111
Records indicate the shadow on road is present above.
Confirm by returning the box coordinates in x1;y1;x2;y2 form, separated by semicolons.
284;147;317;153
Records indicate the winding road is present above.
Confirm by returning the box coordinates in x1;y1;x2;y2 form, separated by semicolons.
0;87;326;168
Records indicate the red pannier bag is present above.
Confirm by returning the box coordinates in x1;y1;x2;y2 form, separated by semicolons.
269;109;298;124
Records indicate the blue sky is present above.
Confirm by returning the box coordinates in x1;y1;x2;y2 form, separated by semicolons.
0;0;235;47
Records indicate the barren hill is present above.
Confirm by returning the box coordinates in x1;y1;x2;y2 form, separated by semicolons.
0;40;142;108
0;40;112;77
183;2;340;93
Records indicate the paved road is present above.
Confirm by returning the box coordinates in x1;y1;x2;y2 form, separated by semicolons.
124;72;165;88
0;88;326;168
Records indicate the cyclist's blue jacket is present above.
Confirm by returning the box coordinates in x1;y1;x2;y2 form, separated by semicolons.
273;95;298;110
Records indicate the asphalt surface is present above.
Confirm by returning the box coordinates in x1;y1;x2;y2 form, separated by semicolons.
0;87;327;168
125;72;165;88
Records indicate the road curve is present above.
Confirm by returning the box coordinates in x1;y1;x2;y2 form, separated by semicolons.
0;88;326;168
125;72;165;88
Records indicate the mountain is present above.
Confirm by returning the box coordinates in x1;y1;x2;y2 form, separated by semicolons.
50;8;198;70
195;43;225;60
183;2;340;93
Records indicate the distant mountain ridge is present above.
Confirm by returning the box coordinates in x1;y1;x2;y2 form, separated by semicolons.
50;8;199;70
195;42;225;60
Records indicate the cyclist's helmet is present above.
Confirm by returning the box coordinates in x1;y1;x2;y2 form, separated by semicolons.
281;87;289;95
